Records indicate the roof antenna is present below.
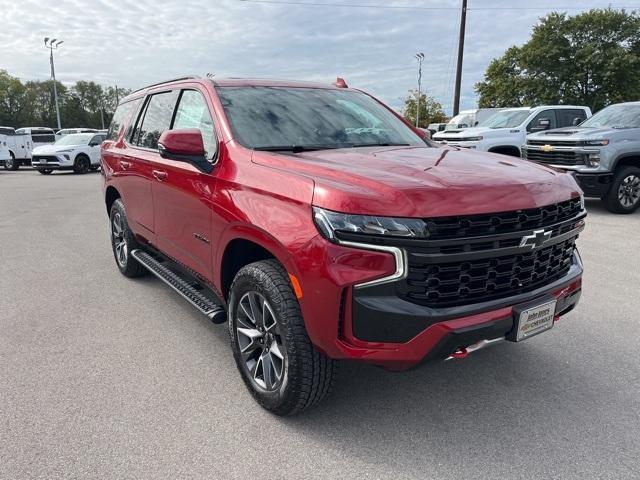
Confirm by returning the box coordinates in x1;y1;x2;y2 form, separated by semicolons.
333;77;348;88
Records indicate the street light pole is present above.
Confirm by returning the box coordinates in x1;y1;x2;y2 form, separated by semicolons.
452;0;467;116
415;52;425;128
44;37;63;130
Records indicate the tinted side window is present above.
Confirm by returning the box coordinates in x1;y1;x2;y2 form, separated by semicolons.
108;99;137;141
556;109;587;127
527;110;557;132
135;90;179;149
172;90;216;161
32;132;56;143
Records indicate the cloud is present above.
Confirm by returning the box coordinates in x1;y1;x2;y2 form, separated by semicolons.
0;0;620;114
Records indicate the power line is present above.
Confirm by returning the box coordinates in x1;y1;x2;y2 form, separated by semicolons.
238;0;640;10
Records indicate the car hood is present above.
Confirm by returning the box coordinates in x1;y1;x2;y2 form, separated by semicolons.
252;146;580;217
527;126;622;141
33;144;82;154
434;127;516;139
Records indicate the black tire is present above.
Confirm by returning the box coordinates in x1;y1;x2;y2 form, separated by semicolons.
228;259;337;416
73;155;90;174
38;169;53;175
5;152;19;170
90;166;99;171
604;166;640;214
109;198;147;277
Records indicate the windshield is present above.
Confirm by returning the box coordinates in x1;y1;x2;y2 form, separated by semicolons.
216;86;424;150
481;110;531;128
445;112;474;130
580;104;640;128
54;133;92;146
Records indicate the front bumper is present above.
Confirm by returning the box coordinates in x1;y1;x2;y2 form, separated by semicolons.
32;155;73;171
291;233;583;371
573;172;613;197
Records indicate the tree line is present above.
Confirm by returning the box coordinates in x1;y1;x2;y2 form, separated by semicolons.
402;8;640;127
0;69;131;130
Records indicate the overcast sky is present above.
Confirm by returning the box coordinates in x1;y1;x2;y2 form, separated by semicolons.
0;0;634;114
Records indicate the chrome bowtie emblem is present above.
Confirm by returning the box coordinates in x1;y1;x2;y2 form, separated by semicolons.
519;229;552;250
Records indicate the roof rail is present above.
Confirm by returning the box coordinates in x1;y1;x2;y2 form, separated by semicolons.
131;75;200;94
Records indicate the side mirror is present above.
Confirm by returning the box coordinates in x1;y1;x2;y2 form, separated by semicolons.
157;128;212;173
89;141;100;147
572;117;583;126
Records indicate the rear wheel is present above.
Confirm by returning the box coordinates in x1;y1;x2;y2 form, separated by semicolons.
228;259;337;416
604;166;640;214
73;155;90;174
5;152;19;170
109;199;147;277
38;169;53;175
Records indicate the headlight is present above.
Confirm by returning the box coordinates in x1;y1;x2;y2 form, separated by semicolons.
583;139;609;146
461;136;483;142
313;207;429;242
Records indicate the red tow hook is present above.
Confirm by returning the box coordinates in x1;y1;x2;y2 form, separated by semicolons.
450;347;469;359
554;314;561;322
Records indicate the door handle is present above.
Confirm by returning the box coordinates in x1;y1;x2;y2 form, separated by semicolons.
152;169;168;181
119;160;131;170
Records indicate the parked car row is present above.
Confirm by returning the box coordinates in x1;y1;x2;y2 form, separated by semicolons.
1;127;105;174
432;102;640;213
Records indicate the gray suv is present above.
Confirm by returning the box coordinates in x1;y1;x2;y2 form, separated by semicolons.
523;102;640;213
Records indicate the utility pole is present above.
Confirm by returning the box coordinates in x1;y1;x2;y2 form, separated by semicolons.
44;37;63;130
452;0;467;116
415;52;425;128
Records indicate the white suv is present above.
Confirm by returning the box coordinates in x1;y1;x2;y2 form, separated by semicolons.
32;133;105;174
433;106;592;157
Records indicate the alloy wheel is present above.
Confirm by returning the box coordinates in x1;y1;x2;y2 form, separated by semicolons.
618;174;640;208
111;212;128;267
235;291;286;391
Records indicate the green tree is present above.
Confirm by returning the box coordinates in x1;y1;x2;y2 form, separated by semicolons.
0;70;27;126
0;70;131;129
476;9;640;111
403;90;447;128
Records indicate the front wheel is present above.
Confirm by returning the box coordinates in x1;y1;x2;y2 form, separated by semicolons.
73;155;90;174
228;259;337;416
604;166;640;213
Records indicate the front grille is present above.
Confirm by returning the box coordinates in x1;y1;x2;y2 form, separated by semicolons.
527;139;580;147
400;238;576;308
524;149;585;166
32;155;60;164
423;197;582;241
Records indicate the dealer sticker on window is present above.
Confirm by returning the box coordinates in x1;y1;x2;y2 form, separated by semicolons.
515;300;557;342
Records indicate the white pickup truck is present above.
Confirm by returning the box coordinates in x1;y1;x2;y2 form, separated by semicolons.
433;106;592;157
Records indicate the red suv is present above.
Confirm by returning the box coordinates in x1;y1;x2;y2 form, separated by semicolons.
101;76;585;415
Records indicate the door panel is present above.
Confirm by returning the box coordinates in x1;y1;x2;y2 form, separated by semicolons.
150;156;215;279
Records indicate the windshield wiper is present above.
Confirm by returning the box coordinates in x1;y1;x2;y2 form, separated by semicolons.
349;142;411;148
253;145;342;153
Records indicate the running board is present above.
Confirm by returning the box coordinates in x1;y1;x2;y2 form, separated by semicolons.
130;249;227;324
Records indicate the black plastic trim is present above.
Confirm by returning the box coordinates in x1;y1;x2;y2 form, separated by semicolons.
351;253;583;343
574;172;613;197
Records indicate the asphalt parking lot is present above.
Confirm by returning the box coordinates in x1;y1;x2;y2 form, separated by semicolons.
1;169;639;480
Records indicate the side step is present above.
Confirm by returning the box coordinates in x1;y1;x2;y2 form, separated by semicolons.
130;249;227;324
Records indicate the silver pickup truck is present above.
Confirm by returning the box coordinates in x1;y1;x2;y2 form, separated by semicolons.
523;102;640;213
